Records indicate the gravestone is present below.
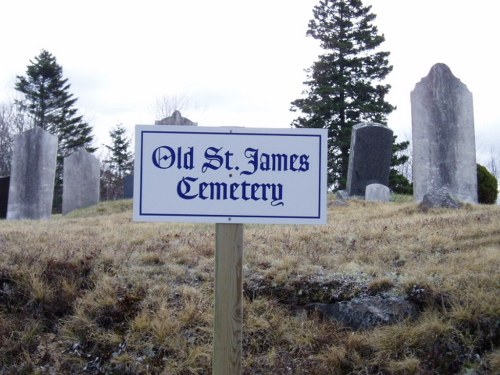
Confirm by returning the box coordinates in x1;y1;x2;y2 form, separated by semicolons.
0;176;10;218
411;63;478;203
123;174;134;198
62;149;100;215
346;122;393;197
365;183;391;202
7;127;58;220
155;110;197;125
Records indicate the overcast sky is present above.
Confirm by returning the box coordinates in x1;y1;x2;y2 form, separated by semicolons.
0;0;498;165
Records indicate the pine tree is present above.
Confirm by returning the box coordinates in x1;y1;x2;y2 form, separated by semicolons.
291;0;397;189
390;137;412;194
105;124;132;179
15;50;96;211
102;124;133;200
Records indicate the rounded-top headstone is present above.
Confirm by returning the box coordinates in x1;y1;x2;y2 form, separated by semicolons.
365;183;391;202
346;122;393;197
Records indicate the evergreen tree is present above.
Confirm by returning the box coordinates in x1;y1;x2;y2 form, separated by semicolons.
389;137;412;194
101;124;133;200
105;124;133;179
15;50;96;211
291;0;397;189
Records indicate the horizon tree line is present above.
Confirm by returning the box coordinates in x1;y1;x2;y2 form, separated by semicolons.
1;0;497;203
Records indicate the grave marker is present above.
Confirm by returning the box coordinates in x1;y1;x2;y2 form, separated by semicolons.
365;183;391;202
346;122;393;197
62;148;100;215
411;63;478;203
155;110;197;126
7;127;58;220
0;176;9;218
123;174;134;199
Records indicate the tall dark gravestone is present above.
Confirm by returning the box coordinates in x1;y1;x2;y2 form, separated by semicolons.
7;127;58;220
0;176;10;218
123;174;134;199
411;63;477;203
346;122;393;197
62;149;100;215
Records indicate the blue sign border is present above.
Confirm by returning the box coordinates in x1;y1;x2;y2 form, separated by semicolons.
138;128;325;222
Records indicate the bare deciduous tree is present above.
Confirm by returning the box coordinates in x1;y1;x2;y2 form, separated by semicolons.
487;147;498;179
0;101;27;176
154;94;190;121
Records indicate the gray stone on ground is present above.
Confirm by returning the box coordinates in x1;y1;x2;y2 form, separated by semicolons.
62;149;100;215
346;122;393;197
411;63;477;204
305;295;418;330
336;190;350;201
419;187;462;209
7;127;58;220
365;183;391;202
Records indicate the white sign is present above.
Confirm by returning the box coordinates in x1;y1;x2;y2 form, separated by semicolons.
133;126;328;224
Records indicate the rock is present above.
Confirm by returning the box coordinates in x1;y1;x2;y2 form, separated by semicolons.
419;187;462;209
303;295;419;330
329;199;347;207
336;190;350;201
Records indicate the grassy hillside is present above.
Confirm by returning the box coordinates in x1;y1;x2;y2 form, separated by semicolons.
0;198;499;374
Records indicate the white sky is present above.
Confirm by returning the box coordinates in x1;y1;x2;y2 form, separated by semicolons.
0;0;498;165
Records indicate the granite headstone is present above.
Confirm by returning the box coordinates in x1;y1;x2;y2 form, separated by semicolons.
365;183;391;202
7;127;58;220
155;110;197;126
411;63;478;203
62;148;100;215
0;176;10;218
346;122;393;197
123;174;134;199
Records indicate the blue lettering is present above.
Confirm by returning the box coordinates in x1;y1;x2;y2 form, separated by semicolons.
299;155;309;171
177;176;198;199
240;148;258;175
175;177;284;207
152;146;194;169
152;146;175;169
202;147;224;173
240;148;310;174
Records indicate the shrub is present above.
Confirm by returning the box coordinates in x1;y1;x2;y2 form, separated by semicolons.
477;164;498;204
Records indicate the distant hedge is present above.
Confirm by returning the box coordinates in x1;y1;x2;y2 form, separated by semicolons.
477;164;498;204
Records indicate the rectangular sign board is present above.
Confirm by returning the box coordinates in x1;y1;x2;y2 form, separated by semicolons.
133;125;328;224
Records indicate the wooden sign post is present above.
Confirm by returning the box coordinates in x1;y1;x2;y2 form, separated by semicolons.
213;223;243;374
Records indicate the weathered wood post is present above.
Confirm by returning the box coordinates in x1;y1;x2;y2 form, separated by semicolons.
213;223;244;374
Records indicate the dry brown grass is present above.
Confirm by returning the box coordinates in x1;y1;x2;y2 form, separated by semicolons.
0;197;498;374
